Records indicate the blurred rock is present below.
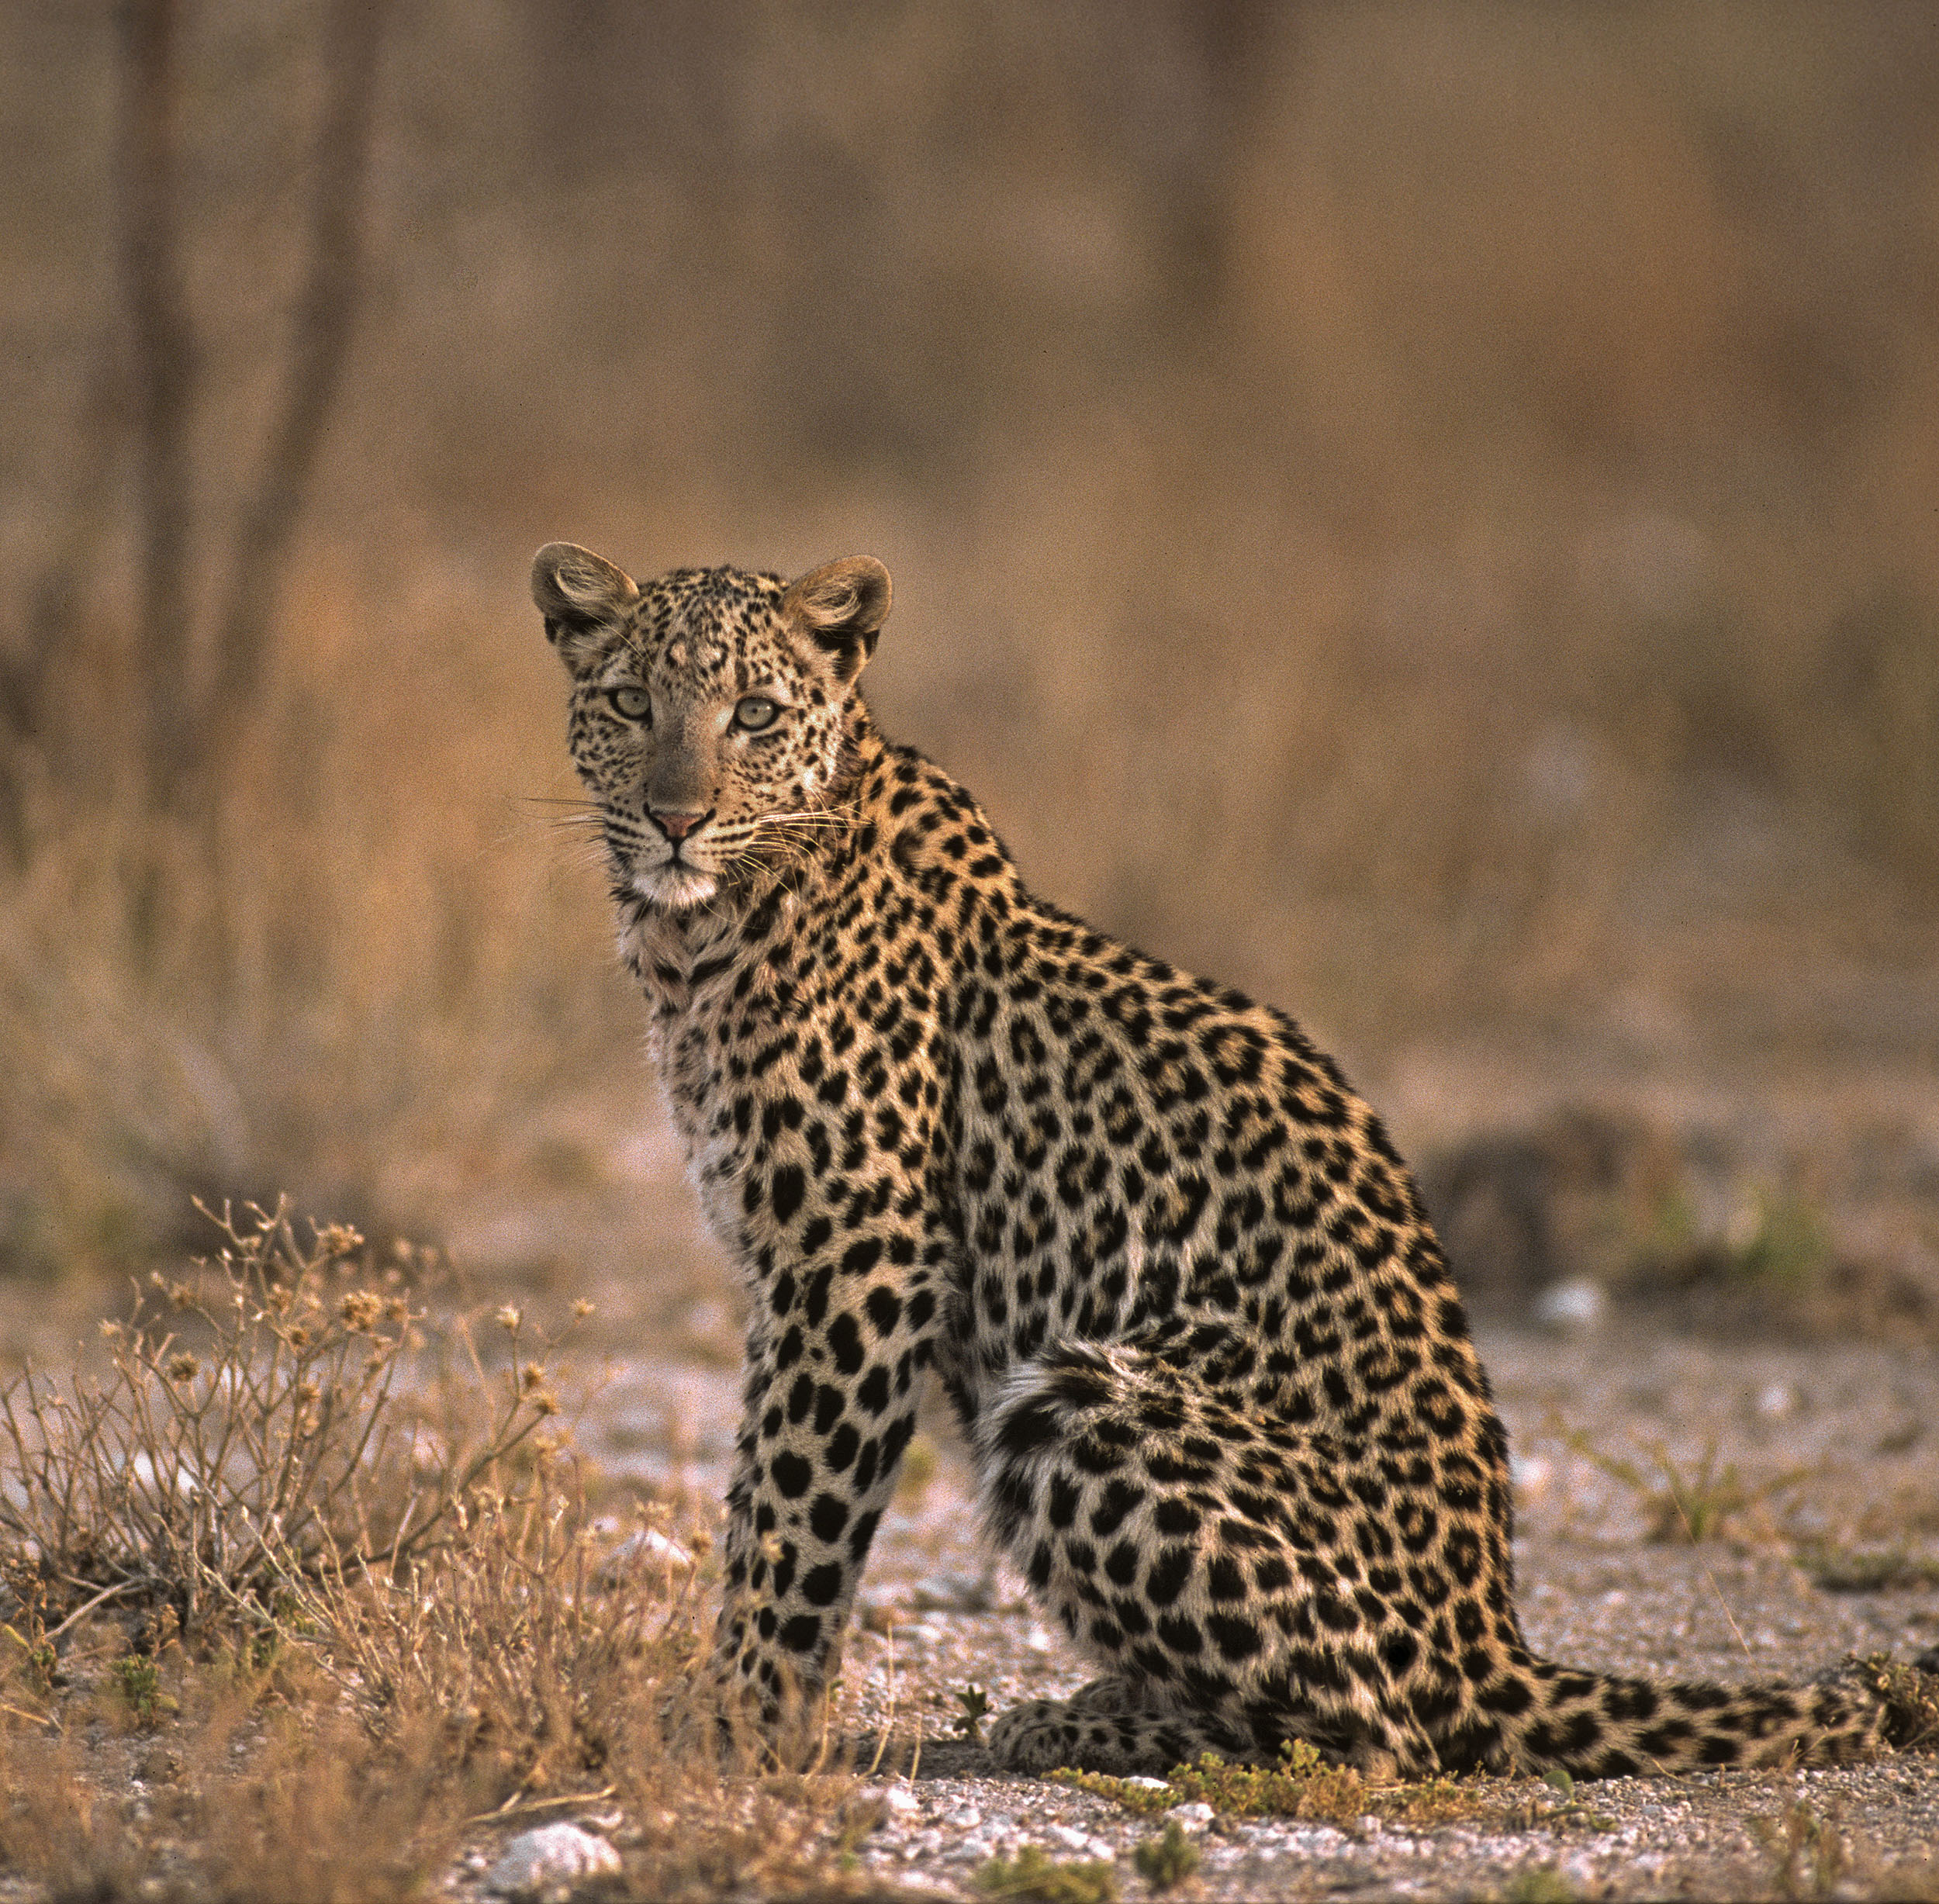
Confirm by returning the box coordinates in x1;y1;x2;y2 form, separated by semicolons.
1509;1453;1554;1500
485;1823;620;1900
1419;1106;1668;1308
908;1569;997;1613
1534;1277;1606;1332
597;1526;693;1588
1419;1103;1936;1340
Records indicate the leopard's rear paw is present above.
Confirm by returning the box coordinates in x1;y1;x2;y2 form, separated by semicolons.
986;1696;1242;1778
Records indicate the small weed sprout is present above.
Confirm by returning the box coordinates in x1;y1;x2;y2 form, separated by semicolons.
955;1682;991;1740
1751;1799;1847;1901
109;1653;168;1726
1726;1187;1833;1290
973;1843;1118;1902
1561;1427;1809;1544
1049;1768;1175;1818
1058;1746;1591;1836
1132;1819;1199;1891
1153;1741;1369;1826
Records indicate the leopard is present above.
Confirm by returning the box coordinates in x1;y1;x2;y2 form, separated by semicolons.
532;539;1932;1782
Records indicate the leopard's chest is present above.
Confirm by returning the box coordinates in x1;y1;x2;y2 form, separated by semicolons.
644;883;953;1288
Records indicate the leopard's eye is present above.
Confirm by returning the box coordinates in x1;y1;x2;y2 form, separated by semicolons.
734;695;779;732
606;686;651;723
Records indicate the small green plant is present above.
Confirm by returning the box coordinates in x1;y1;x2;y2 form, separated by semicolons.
110;1653;167;1726
954;1682;991;1740
1161;1741;1367;1826
1056;1744;1554;1833
1561;1428;1806;1543
1751;1799;1846;1901
973;1844;1118;1902
1726;1188;1832;1290
1502;1868;1578;1903
1132;1819;1199;1892
1048;1767;1175;1817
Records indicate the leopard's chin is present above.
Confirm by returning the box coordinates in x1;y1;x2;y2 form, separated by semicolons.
635;866;719;911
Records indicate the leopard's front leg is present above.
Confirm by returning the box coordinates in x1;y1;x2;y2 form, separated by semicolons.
708;1209;945;1737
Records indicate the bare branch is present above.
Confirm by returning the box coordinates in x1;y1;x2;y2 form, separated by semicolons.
208;0;389;750
0;347;128;866
116;0;198;818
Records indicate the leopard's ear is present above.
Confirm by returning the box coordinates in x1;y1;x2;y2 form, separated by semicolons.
782;557;891;684
531;543;640;676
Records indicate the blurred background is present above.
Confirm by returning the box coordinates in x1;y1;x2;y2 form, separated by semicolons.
2;1;1935;1338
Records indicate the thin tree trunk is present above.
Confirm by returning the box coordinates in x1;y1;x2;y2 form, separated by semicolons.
117;0;197;821
207;0;387;759
0;349;129;866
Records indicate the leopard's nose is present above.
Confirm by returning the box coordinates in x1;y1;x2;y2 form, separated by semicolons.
652;807;709;842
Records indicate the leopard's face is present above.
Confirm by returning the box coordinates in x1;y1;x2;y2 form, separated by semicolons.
534;545;890;911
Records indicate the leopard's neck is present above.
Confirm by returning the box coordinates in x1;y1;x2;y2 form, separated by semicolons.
617;725;888;1011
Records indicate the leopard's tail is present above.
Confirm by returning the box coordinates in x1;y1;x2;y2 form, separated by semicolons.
1481;1648;1939;1779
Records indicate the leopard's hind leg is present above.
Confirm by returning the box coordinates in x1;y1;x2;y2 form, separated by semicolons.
974;1337;1444;1778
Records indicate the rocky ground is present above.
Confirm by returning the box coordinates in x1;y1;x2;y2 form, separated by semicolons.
422;1324;1939;1901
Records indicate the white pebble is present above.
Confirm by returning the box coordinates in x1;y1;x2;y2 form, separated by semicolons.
598;1527;693;1586
1510;1453;1553;1498
1533;1277;1606;1331
484;1823;621;1900
876;1782;921;1816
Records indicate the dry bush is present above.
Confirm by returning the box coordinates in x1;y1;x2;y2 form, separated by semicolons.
0;1463;852;1902
0;1204;872;1901
0;1200;575;1641
278;1490;869;1899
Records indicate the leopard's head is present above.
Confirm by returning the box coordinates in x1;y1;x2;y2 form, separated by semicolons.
533;544;890;911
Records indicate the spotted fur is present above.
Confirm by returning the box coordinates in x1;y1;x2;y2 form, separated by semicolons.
534;541;1910;1780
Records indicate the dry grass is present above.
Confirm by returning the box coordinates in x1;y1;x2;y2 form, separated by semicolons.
0;1204;878;1902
